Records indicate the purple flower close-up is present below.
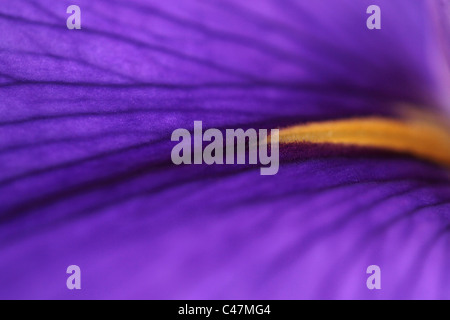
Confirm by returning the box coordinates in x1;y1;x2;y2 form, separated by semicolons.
0;0;449;300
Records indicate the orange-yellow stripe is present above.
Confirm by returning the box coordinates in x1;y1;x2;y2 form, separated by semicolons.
277;115;450;167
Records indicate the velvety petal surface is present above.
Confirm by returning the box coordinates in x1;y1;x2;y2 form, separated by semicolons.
0;0;449;299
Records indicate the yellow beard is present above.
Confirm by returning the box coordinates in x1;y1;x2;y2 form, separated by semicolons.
275;108;450;167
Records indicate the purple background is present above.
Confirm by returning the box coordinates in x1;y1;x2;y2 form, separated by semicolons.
0;0;449;299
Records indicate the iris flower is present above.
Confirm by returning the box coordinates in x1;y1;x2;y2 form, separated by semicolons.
0;0;449;299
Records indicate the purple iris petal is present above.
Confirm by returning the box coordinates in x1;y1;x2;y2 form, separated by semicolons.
0;0;449;299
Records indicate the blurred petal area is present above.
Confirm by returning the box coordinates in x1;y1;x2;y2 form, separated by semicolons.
0;0;449;299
